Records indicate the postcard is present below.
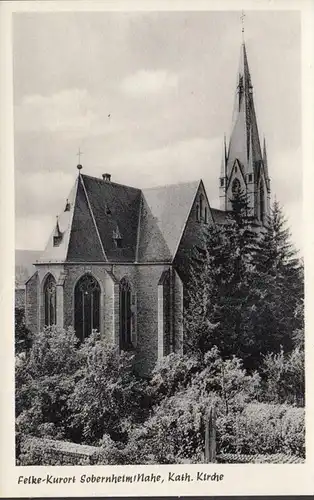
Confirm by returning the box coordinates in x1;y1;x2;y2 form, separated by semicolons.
0;0;313;497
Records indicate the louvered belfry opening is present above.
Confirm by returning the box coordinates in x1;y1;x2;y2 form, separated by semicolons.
119;277;132;350
74;274;100;342
44;274;57;326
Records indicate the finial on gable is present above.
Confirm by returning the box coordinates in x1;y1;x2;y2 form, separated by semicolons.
77;147;83;171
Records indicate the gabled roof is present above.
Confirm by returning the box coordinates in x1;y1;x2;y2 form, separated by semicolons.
80;175;141;262
37;174;200;264
38;178;78;262
139;181;200;261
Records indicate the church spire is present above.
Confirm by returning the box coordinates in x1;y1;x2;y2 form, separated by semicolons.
227;42;262;170
219;40;271;224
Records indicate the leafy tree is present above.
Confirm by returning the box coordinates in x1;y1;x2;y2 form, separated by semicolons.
99;348;261;464
16;326;83;441
261;346;304;406
15;308;32;355
67;332;149;445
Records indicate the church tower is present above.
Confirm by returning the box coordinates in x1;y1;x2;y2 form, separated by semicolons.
219;42;271;224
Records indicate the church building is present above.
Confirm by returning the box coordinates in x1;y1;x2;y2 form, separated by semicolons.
25;42;271;374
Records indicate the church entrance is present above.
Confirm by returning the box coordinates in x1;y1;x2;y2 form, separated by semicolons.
74;274;100;342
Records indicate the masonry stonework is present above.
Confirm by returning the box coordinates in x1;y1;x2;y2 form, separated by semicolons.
25;272;39;334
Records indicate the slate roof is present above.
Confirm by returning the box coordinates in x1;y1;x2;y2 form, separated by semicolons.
79;175;141;262
38;174;202;264
211;208;229;225
139;181;200;261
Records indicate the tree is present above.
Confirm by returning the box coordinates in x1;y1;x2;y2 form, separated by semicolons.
184;189;263;366
16;326;83;441
184;193;304;371
254;201;304;354
15;308;32;355
67;333;149;445
261;346;304;406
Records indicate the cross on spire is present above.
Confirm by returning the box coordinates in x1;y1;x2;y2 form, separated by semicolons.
240;10;245;40
77;147;83;165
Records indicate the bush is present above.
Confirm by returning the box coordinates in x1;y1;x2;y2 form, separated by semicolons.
282;406;305;457
216;402;305;458
67;332;149;445
15;307;32;355
16;326;83;442
18;436;91;466
261;347;305;406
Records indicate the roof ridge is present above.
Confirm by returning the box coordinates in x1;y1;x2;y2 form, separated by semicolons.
81;173;141;192
79;175;108;261
172;180;201;262
64;177;79;261
142;179;201;191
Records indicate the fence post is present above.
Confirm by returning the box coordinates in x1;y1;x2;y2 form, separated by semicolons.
204;409;210;463
209;404;217;463
204;404;217;463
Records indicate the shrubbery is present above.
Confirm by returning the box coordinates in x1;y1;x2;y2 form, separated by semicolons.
217;402;305;457
16;326;305;464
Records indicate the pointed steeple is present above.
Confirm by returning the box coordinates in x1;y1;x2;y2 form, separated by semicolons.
53;216;63;247
220;135;227;177
219;40;271;223
263;136;268;175
227;42;262;172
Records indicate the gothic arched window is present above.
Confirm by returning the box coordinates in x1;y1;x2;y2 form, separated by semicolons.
44;274;57;326
196;203;200;222
74;274;100;342
232;178;241;196
260;181;265;223
120;277;132;349
199;194;204;220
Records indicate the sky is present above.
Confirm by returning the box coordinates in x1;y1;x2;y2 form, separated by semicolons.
13;10;302;252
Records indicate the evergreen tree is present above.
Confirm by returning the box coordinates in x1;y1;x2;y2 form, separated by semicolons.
254;201;304;353
184;189;262;366
184;194;304;371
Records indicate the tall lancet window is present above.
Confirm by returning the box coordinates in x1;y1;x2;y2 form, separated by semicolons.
44;274;57;326
74;274;100;342
260;181;265;223
199;194;204;220
119;277;132;350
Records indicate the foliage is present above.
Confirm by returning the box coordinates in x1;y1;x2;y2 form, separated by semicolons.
150;353;200;401
67;332;149;445
17;435;92;466
16;328;150;448
184;197;304;372
260;346;305;406
115;348;262;464
16;326;83;441
15;307;32;355
216;402;305;458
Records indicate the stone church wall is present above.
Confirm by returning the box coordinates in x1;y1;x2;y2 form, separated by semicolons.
26;262;184;376
25;272;39;334
135;264;171;374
